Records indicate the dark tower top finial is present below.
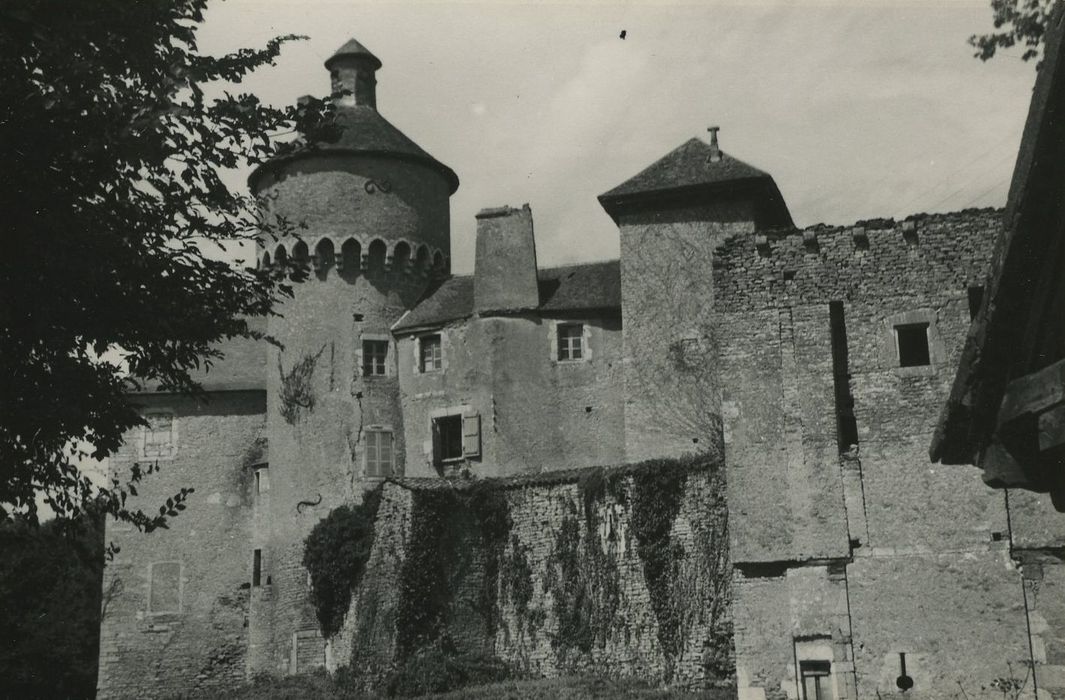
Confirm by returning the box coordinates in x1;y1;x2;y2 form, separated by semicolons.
324;38;382;109
707;126;722;163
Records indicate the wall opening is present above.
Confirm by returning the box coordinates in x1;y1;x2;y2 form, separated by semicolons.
895;323;931;367
432;414;463;465
800;660;832;700
829;301;859;452
253;549;262;587
967;285;985;321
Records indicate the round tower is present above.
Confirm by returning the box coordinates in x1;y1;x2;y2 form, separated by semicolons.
246;38;458;675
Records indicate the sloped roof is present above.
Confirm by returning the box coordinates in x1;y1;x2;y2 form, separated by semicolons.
392;260;621;333
324;38;382;70
600;138;772;199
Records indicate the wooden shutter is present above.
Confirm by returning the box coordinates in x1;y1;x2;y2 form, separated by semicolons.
462;413;481;458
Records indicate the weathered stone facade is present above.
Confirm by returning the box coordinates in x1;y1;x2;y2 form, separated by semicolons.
98;35;1065;700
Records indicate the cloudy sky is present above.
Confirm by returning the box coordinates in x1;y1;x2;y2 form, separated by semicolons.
198;0;1037;272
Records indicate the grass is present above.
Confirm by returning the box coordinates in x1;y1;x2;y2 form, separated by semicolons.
224;671;736;699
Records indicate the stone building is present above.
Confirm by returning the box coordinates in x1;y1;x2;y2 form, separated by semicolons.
98;37;1065;699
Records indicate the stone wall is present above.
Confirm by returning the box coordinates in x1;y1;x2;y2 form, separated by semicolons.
97;391;265;699
396;313;625;478
713;210;1046;698
326;458;732;691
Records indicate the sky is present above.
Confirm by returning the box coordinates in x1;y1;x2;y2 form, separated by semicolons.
197;0;1038;273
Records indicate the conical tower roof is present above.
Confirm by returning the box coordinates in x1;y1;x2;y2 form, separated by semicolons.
324;38;382;70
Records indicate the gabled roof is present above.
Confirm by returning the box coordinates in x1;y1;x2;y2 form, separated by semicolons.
600;138;772;199
392;260;621;333
324;38;382;70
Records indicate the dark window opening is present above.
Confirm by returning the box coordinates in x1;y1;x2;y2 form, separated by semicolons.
829;302;859;452
896;323;931;367
252;549;262;587
800;660;831;700
433;415;463;464
967;285;985;321
362;339;389;376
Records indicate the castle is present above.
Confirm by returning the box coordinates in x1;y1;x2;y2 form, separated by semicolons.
97;39;1065;699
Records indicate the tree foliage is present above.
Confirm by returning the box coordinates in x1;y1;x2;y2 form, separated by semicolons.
970;0;1059;64
0;0;332;527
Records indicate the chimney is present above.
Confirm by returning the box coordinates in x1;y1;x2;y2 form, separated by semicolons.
707;126;722;163
324;38;382;109
474;205;540;313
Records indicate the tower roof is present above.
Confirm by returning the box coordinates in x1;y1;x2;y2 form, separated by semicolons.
598;136;792;227
324;38;382;70
600;138;772;199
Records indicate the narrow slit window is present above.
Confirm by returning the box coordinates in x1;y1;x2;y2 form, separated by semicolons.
829;302;859;452
967;285;985;321
895;323;931;367
252;549;262;587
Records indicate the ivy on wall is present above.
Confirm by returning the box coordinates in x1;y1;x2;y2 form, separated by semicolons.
302;486;382;638
278;344;325;425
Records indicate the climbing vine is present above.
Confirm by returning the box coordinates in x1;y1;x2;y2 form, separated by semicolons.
278;344;325;424
302;485;382;638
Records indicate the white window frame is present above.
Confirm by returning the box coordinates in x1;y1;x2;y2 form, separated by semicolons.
359;334;392;378
415;333;444;374
363;427;395;478
549;320;593;364
147;561;183;615
141;411;177;459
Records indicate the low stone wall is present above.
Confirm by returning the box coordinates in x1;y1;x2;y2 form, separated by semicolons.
327;457;733;691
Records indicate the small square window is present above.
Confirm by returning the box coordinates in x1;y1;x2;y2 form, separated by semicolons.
800;660;831;700
557;324;584;361
362;339;389;377
142;413;175;458
420;334;442;372
148;561;181;614
364;429;394;478
895;323;930;367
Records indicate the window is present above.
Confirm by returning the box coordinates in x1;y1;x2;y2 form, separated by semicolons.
362;339;389;377
364;429;394;478
252;549;262;587
431;412;480;466
419;334;442;372
254;467;270;494
895;323;931;367
800;660;831;700
967;285;985;321
142;412;175;458
557;323;584;361
148;561;181;614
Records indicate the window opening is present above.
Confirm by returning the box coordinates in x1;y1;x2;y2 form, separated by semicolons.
433;415;463;464
829;302;859;452
420;334;442;372
557;323;584;361
364;430;394;478
148;562;181;614
362;339;389;376
254;467;269;494
800;660;831;700
967;285;985;321
253;549;262;587
143;412;175;458
896;323;931;367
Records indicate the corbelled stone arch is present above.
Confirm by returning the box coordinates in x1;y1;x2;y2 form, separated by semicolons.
392;240;412;273
414;244;430;276
366;239;387;272
314;238;336;279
